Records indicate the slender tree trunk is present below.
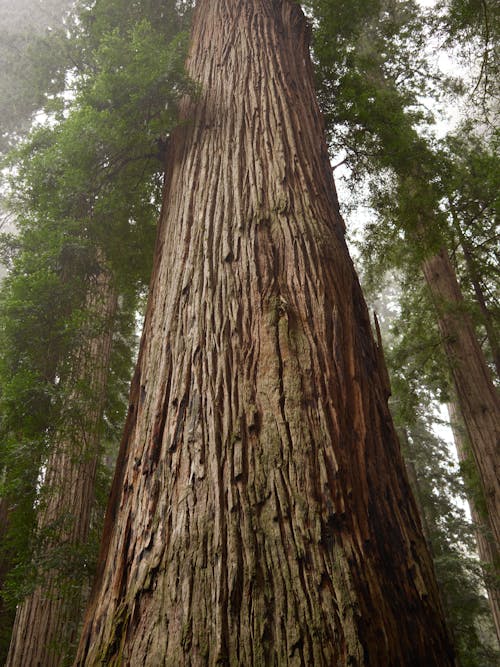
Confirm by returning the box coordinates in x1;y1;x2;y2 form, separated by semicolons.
422;248;500;550
456;226;500;378
399;431;433;546
0;495;16;664
448;401;500;645
6;264;118;667
76;2;454;664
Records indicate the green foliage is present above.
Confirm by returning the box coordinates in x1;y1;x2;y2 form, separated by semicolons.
434;0;499;123
304;0;457;265
6;15;193;286
395;393;500;665
305;1;499;659
0;0;76;152
438;127;500;376
0;0;193;659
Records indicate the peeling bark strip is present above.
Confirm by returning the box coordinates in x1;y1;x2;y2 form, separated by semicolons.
6;264;118;667
422;248;500;550
76;2;454;664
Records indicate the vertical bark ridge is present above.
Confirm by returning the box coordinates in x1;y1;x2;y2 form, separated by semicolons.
6;263;118;667
77;1;454;665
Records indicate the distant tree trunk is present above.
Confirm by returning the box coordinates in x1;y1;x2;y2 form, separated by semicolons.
448;401;500;645
456;225;500;378
399;430;433;546
0;495;15;664
6;263;117;667
422;248;500;550
76;2;454;664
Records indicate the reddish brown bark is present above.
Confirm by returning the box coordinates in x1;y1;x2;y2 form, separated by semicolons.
6;265;117;667
76;2;454;664
422;248;500;550
448;401;500;645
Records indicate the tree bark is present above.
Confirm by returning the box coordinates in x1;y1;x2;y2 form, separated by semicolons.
0;495;16;664
6;263;118;667
76;2;454;664
422;248;500;550
448;401;500;645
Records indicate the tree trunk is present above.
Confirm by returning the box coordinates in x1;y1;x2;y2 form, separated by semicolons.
448;401;500;645
6;263;118;667
0;495;16;664
399;431;433;547
422;248;500;549
456;225;500;378
76;2;454;664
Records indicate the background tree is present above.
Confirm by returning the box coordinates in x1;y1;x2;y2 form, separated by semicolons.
0;0;192;662
370;276;500;663
448;400;500;646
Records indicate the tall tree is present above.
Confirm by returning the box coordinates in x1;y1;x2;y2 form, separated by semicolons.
0;1;191;660
422;247;500;547
76;1;454;664
6;262;118;667
363;263;500;662
448;401;500;645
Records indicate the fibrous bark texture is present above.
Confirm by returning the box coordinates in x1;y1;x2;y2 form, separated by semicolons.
6;265;117;667
448;401;500;645
76;1;454;665
422;248;500;550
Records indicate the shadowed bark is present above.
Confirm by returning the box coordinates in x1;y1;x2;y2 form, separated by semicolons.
76;2;454;664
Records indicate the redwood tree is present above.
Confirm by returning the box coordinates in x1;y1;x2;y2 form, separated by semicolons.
76;1;455;664
422;248;500;548
448;401;500;644
6;264;117;667
0;2;189;660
